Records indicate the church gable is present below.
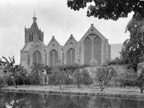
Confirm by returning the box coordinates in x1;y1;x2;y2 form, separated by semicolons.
46;36;62;66
80;24;106;42
47;36;61;50
64;34;77;47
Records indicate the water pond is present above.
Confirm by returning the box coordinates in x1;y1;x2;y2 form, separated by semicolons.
0;92;144;108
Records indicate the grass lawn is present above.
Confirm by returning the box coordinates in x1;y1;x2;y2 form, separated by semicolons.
2;84;144;99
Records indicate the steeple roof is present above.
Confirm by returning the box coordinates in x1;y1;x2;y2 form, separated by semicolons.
31;14;39;30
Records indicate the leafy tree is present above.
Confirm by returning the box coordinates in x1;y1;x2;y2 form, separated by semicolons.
118;69;137;88
67;0;144;21
30;63;45;85
94;66;116;92
56;65;67;89
18;66;27;85
121;14;144;72
67;0;144;72
49;66;67;89
81;69;93;87
69;63;89;88
2;56;20;88
134;68;144;93
44;65;52;75
48;68;59;85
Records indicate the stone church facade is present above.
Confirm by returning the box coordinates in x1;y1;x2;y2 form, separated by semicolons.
20;16;111;70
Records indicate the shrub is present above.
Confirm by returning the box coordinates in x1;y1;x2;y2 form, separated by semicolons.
118;69;137;88
64;77;74;86
81;69;93;87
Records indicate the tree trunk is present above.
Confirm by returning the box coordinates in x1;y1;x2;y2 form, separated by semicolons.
59;80;62;89
13;80;17;88
12;76;17;88
140;89;143;93
23;79;25;85
77;70;80;88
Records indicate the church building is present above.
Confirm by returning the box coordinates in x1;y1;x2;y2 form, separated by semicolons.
20;16;111;70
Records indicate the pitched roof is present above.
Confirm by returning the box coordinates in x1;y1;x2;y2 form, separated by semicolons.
33;39;46;47
64;34;77;46
31;16;39;30
80;24;106;42
47;36;61;47
21;42;33;52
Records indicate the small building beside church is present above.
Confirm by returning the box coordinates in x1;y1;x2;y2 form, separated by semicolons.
20;16;111;71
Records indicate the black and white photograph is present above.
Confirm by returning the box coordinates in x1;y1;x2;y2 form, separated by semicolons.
0;0;144;108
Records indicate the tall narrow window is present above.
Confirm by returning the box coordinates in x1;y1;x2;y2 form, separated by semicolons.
29;32;33;41
33;51;41;64
94;36;101;65
49;49;58;67
67;48;75;65
84;37;91;65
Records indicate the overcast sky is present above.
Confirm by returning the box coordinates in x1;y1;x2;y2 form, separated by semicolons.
0;0;133;64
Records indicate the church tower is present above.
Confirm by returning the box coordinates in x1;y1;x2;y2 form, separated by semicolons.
21;15;45;70
24;14;44;44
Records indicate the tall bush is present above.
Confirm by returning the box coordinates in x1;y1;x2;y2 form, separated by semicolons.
81;69;93;87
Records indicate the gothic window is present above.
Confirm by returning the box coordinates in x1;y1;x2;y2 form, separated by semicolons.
94;36;101;65
84;37;92;65
49;49;58;67
67;48;75;65
33;51;41;64
29;32;33;41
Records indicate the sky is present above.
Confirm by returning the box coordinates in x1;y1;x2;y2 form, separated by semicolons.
0;0;133;64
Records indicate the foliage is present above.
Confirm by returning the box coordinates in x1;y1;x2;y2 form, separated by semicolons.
48;66;67;89
121;14;144;72
29;63;45;85
2;56;19;88
55;66;67;89
94;66;116;92
81;69;93;86
45;65;52;75
118;69;137;87
134;68;144;93
67;0;144;72
107;57;124;65
67;0;144;21
48;63;90;88
69;63;90;88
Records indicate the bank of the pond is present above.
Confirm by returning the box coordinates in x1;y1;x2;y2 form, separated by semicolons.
1;85;144;99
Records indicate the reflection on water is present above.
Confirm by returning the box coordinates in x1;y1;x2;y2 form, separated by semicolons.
0;92;144;108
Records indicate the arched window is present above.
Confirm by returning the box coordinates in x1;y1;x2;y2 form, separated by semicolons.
84;37;92;64
94;36;101;65
49;49;58;67
33;51;41;64
29;32;33;42
67;48;75;65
